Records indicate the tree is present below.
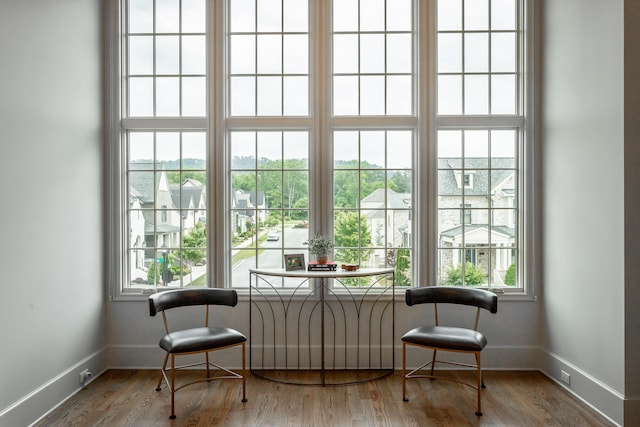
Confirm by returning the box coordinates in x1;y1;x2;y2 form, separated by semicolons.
504;263;516;286
394;248;411;286
388;170;411;193
183;223;206;265
334;211;372;264
443;262;487;286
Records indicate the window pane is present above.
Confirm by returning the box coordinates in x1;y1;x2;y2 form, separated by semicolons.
464;33;489;73
387;131;412;169
387;34;412;74
333;0;358;32
360;76;385;115
360;34;385;74
127;0;207;119
257;76;283;116
438;34;462;73
230;2;308;118
129;36;153;75
438;0;462;31
438;75;462;115
464;0;489;30
333;1;414;117
437;127;518;289
230;131;310;288
333;35;359;74
360;0;385;32
333;130;413;286
283;76;309;116
182;77;206;116
387;0;412;31
491;74;516;114
127;131;207;289
182;36;206;75
156;77;180;116
156;36;179;75
492;0;517;30
231;77;256;116
231;35;256;74
257;35;282;74
387;76;413;115
465;130;489;167
491;129;517;168
491;33;517;72
437;0;520;118
257;0;282;32
230;0;256;32
129;77;154;116
182;133;206;169
283;35;308;74
182;0;206;33
283;132;309;167
464;75;489;114
284;0;308;32
333;76;359;115
156;0;179;33
129;0;153;33
361;131;385;168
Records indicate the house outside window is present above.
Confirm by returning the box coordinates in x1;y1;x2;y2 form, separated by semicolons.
110;0;534;296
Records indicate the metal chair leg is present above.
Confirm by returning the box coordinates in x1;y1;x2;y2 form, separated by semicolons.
475;352;482;416
402;342;409;402
170;354;176;419
156;353;169;391
430;349;437;377
241;342;248;402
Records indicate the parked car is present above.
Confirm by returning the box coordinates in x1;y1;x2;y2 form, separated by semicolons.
267;230;280;241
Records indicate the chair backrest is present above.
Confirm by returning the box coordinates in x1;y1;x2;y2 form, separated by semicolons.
149;288;238;317
405;286;498;318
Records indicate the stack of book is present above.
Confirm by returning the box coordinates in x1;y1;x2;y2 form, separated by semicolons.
307;261;337;271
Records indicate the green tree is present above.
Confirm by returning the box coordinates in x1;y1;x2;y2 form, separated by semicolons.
504;263;516;286
388;170;411;193
232;172;256;193
394;248;411;286
166;170;206;185
443;262;487;286
334;211;372;264
183;223;206;265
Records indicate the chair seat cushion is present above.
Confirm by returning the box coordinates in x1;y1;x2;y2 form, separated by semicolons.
402;325;487;352
160;327;247;354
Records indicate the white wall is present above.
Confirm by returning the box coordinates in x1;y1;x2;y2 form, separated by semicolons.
0;1;105;426
624;1;640;423
541;0;625;424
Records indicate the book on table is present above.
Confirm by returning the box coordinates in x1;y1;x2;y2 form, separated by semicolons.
307;261;337;271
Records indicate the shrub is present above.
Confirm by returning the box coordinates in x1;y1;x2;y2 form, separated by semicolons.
504;263;516;286
443;262;487;286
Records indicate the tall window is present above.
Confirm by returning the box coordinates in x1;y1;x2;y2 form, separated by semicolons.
436;0;523;288
123;0;208;289
113;0;531;295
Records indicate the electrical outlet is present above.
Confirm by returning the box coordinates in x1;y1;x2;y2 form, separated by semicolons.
560;370;570;386
79;369;93;384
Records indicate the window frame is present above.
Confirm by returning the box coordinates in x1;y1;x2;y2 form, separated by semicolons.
106;0;537;300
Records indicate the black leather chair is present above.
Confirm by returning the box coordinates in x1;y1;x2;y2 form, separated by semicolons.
401;286;497;416
149;288;247;419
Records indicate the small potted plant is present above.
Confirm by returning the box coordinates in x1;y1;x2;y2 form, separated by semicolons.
304;234;334;264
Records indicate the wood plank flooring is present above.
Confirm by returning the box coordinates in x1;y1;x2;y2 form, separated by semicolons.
34;370;615;427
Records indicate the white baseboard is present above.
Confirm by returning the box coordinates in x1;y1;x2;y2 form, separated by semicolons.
539;348;623;427
0;348;108;427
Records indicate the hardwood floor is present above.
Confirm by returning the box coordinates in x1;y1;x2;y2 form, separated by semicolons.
34;370;615;427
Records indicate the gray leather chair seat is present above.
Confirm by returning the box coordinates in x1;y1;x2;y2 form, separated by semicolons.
402;325;487;352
